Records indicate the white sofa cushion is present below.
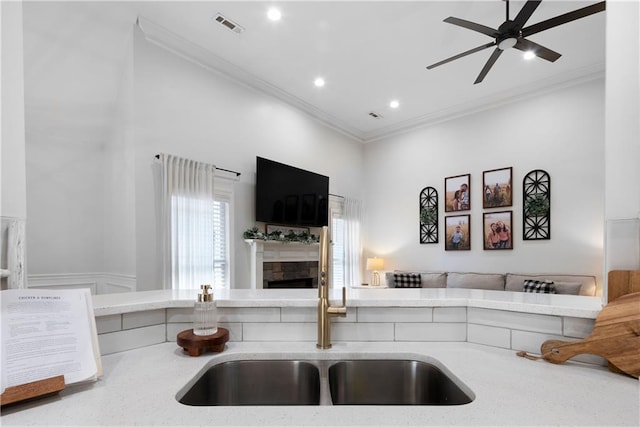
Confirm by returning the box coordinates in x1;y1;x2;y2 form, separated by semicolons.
446;272;505;291
385;272;394;287
553;281;583;295
419;272;447;288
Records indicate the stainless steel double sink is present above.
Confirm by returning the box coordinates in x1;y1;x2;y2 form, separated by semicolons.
177;357;474;406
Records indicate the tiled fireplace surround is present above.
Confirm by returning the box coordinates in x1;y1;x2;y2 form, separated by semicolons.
246;240;320;289
263;261;318;288
94;304;603;366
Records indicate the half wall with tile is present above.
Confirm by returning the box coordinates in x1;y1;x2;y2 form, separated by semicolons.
95;305;602;366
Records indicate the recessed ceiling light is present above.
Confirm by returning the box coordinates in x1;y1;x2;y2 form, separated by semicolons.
389;100;400;109
314;77;325;88
523;51;536;60
267;7;282;21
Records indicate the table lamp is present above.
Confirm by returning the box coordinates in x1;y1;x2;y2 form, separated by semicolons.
366;257;385;286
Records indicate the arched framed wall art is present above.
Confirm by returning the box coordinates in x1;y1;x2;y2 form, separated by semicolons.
420;186;438;244
523;169;551;240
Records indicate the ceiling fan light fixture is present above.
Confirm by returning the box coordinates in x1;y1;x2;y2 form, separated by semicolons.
427;1;606;84
523;50;536;60
498;37;517;50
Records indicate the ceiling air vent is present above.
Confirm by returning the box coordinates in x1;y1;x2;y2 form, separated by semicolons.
368;111;384;119
214;13;245;34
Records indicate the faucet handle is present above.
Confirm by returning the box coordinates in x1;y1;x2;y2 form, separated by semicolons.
318;271;326;297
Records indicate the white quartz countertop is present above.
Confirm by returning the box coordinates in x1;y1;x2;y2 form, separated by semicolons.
91;288;604;318
1;341;637;426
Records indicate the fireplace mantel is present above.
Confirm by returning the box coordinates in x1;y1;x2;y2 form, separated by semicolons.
245;240;319;289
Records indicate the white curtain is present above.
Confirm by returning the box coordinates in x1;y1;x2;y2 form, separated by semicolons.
158;154;217;290
343;197;362;286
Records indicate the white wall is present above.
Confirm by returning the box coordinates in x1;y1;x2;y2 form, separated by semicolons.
103;26;136;277
21;3;136;288
131;27;364;291
1;1;27;220
605;0;640;220
1;1;27;288
363;79;605;290
25;128;105;273
604;0;640;279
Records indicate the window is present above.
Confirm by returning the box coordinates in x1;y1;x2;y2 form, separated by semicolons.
157;154;235;291
170;186;232;290
331;215;345;286
329;195;362;287
330;196;345;287
212;198;229;287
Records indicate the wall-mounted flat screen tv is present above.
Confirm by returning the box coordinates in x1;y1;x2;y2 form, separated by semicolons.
255;157;329;227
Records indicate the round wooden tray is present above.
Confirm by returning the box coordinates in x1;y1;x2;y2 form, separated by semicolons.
177;328;229;357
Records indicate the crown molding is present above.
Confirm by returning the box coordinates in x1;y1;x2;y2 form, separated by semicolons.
136;17;604;145
363;62;605;143
136;17;365;142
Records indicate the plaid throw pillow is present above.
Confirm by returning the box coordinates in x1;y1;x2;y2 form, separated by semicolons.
394;273;421;288
523;279;556;294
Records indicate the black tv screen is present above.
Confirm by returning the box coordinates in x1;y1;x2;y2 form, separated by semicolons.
255;157;329;227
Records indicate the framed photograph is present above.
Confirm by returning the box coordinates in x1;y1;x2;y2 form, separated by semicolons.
445;215;470;251
444;174;470;212
483;167;512;208
483;211;513;250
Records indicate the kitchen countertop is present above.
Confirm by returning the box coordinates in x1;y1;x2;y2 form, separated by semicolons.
1;341;637;426
91;288;604;318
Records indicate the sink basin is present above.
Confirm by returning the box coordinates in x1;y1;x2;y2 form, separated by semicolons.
178;360;321;406
328;360;473;405
177;357;473;406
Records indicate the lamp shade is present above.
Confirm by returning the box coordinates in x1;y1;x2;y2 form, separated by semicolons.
366;257;384;271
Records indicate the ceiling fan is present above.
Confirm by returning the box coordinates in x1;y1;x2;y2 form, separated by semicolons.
426;0;606;84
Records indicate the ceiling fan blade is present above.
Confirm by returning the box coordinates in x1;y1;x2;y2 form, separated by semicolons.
443;17;499;38
512;1;542;29
474;47;503;84
426;41;496;70
514;38;561;62
522;1;606;37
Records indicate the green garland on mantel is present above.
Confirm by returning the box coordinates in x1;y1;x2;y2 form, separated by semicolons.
243;227;320;244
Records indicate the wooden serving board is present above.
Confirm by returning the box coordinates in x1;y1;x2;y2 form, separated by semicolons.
540;292;640;378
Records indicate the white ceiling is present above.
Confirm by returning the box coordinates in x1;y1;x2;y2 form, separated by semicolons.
21;1;606;143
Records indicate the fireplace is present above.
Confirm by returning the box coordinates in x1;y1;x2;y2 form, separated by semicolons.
245;239;320;289
263;261;318;289
266;277;314;289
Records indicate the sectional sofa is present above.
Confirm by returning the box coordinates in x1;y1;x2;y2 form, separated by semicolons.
384;271;597;296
